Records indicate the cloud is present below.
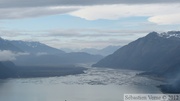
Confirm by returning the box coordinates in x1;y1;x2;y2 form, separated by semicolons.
0;29;25;37
70;4;180;20
0;7;78;19
0;1;179;24
53;38;133;49
0;28;150;49
0;0;178;20
148;14;180;25
16;52;30;56
0;50;29;61
69;4;180;25
40;29;149;49
45;29;150;38
36;52;48;56
0;0;179;8
0;50;16;61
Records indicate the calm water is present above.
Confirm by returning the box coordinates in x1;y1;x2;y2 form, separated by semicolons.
0;68;163;101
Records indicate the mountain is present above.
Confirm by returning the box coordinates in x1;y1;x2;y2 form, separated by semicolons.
99;45;121;56
0;61;86;79
93;31;180;73
0;38;65;54
62;52;103;63
0;37;103;66
10;40;65;54
61;45;121;56
60;48;74;53
14;52;103;66
78;45;121;56
0;37;22;52
0;61;17;78
0;38;101;78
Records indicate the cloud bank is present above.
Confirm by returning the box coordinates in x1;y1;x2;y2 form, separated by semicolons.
46;29;149;38
0;1;179;25
0;7;78;19
0;50;16;61
148;14;180;25
70;4;180;25
0;0;180;49
0;50;29;61
0;0;179;8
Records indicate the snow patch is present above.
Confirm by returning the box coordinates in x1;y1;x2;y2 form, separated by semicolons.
158;31;180;38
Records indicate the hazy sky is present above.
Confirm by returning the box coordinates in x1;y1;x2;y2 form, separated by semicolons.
0;0;180;49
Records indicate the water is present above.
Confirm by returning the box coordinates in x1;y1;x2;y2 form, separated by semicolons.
0;68;164;101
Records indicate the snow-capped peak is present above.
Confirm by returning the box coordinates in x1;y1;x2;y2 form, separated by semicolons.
158;31;180;38
24;41;43;48
11;40;43;48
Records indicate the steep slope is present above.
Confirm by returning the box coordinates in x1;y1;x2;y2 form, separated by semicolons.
0;61;17;78
93;31;180;72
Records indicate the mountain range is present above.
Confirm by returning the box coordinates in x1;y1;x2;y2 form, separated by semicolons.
10;40;65;54
80;45;121;56
0;37;22;52
0;38;100;78
93;31;180;78
14;52;103;66
93;31;180;93
61;45;121;56
1;31;180;92
0;38;103;66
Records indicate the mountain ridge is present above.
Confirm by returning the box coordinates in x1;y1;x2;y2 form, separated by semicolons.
0;37;23;52
93;31;180;73
10;40;65;54
61;45;121;56
0;37;103;66
80;45;121;56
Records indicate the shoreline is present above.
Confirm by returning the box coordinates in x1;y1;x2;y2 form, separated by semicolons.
137;72;180;94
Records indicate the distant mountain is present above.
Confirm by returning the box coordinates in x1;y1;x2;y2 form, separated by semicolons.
60;48;74;53
61;45;121;56
0;37;102;78
0;38;65;54
100;45;122;56
0;37;22;52
0;37;103;66
14;52;103;66
10;40;65;54
63;52;103;63
93;31;180;74
79;45;121;56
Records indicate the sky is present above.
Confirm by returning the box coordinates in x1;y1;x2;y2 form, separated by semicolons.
0;0;180;49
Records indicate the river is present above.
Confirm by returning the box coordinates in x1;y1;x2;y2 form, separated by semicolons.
0;68;164;101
